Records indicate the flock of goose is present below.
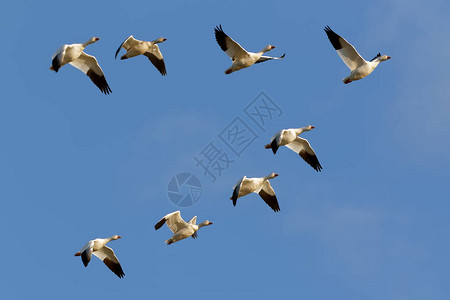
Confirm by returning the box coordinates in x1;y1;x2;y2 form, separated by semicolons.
62;25;391;278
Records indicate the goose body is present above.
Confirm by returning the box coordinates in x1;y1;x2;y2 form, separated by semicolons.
324;26;391;84
265;125;322;172
231;173;280;212
214;25;285;74
115;35;167;75
154;211;213;245
50;37;112;94
74;235;124;278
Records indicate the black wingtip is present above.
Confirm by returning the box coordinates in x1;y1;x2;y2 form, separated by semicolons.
259;190;280;213
231;185;239;207
51;57;61;73
154;218;166;230
271;139;279;154
115;39;126;60
324;25;343;50
370;53;382;62
214;24;228;52
315;163;323;172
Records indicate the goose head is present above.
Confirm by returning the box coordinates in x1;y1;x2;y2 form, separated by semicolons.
83;37;100;47
155;37;167;43
304;125;315;131
371;53;391;62
111;235;122;240
88;37;100;43
266;172;279;179
261;45;276;53
199;220;213;227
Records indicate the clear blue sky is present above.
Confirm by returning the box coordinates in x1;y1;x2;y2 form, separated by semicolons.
1;0;449;299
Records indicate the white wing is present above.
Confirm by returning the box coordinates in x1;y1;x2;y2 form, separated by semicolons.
121;35;141;51
188;216;197;225
215;25;249;60
285;137;322;172
270;130;283;142
93;245;125;278
268;130;284;154
69;52;112;94
143;44;167;75
230;176;246;206
255;53;285;64
324;26;365;71
79;240;94;267
258;180;280;212
154;211;188;233
115;35;142;58
51;45;68;72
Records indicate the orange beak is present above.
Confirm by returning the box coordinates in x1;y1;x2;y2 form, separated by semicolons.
387;56;391;59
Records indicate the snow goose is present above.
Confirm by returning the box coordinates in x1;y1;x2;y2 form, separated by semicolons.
154;211;213;245
265;125;322;172
74;235;124;278
50;37;112;94
115;35;167;75
324;26;391;84
214;25;285;74
230;173;280;212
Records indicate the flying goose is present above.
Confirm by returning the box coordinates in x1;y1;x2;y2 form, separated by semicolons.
324;26;391;84
115;35;167;75
265;125;322;172
214;25;285;74
154;211;213;245
50;37;112;94
74;235;124;278
230;173;280;212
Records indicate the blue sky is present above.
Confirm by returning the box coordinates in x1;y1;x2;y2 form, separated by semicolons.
1;0;449;298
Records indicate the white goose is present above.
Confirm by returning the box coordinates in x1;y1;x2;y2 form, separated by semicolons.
265;125;322;172
115;35;167;75
214;25;285;74
154;211;213;245
50;37;112;94
324;26;391;84
231;173;280;212
74;235;124;278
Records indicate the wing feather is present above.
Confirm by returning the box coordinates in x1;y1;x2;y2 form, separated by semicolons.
69;52;112;94
259;181;280;212
214;25;248;60
143;44;166;75
155;211;187;233
51;45;67;72
230;176;245;206
93;246;125;278
285;137;322;172
324;26;365;71
254;53;285;64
